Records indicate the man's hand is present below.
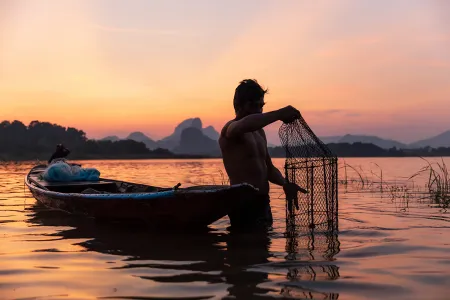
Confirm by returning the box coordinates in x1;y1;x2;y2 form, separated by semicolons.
283;182;308;211
277;106;301;124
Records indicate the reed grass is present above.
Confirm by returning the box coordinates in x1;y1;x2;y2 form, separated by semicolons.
409;157;450;210
336;157;450;212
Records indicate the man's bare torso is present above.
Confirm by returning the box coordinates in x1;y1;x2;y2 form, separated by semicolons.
219;120;270;195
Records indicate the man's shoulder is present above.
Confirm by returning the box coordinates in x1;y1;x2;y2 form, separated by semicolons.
220;119;237;138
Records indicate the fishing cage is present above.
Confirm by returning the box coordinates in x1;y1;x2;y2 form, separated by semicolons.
279;116;338;233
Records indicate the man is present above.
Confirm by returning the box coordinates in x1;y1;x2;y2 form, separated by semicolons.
219;79;307;229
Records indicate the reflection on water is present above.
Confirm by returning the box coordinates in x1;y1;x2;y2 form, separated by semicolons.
26;202;341;299
2;158;450;299
283;231;340;299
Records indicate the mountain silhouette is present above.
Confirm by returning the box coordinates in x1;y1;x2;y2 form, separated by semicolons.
409;130;450;148
126;132;158;150
319;136;342;144
318;131;450;149
318;134;407;149
100;118;220;152
157;118;220;150
101;135;120;142
158;118;203;150
338;134;407;149
99;118;450;150
173;127;220;156
203;125;220;140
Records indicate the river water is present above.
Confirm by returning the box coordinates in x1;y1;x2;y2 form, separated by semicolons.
1;158;450;299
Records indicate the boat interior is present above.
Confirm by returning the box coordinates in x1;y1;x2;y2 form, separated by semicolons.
27;166;167;194
27;165;228;194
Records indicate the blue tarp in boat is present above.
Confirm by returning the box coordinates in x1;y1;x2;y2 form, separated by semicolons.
43;161;100;182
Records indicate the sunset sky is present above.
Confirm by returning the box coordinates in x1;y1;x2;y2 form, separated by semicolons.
1;0;449;144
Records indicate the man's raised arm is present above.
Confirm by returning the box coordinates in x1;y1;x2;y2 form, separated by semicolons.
225;106;300;138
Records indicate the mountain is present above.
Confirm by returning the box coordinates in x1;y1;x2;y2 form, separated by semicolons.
338;134;407;149
101;135;120;142
101;119;450;151
317;135;407;149
126;132;158;150
157;118;203;150
158;118;220;150
327;131;450;149
409;130;450;149
319;136;342;144
173;127;220;156
203;125;220;140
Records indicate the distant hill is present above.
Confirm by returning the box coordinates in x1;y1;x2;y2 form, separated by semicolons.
0;120;194;161
101;135;120;142
126;132;158;150
318;134;407;149
157;118;219;150
173;127;220;156
158;118;202;150
409;130;450;149
203;125;220;140
99;119;450;151
331;130;450;149
5;119;450;160
338;134;407;149
99;118;220;151
319;136;343;144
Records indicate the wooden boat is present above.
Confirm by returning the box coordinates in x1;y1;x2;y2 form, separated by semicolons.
25;164;260;229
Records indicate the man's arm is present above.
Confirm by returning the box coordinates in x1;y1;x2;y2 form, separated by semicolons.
260;130;287;186
267;155;287;186
225;105;300;138
262;130;308;196
226;111;280;138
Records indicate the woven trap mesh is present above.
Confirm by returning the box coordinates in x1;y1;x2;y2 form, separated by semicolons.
279;117;338;233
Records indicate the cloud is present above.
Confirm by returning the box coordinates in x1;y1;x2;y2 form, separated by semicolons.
322;109;343;114
90;23;198;37
346;113;361;117
305;109;362;117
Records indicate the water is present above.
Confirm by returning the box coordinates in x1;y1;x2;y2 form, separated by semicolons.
1;158;450;300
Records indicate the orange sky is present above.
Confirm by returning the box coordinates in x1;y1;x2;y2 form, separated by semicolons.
0;0;449;143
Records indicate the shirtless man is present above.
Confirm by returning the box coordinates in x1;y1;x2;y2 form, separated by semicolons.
219;79;307;229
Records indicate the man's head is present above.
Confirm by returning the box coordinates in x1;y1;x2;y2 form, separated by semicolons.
233;79;268;116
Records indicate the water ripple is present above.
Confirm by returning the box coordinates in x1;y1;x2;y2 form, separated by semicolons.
1;159;450;299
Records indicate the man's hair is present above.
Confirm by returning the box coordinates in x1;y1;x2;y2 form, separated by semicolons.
233;79;268;111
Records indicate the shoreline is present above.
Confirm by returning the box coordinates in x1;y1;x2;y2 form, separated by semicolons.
2;155;450;163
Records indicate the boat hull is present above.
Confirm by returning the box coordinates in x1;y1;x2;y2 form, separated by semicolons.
25;166;259;229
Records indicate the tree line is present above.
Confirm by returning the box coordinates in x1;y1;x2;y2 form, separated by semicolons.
1;119;449;161
268;142;450;157
0;120;183;161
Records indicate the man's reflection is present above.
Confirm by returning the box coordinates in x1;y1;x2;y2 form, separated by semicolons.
222;228;273;299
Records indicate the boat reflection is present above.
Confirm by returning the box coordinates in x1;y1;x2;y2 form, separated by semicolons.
27;204;341;299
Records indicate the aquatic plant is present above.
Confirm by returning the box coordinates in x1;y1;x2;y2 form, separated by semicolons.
336;157;450;212
409;157;450;210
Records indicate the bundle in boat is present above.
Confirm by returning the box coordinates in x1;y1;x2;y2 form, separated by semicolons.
279;116;338;234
